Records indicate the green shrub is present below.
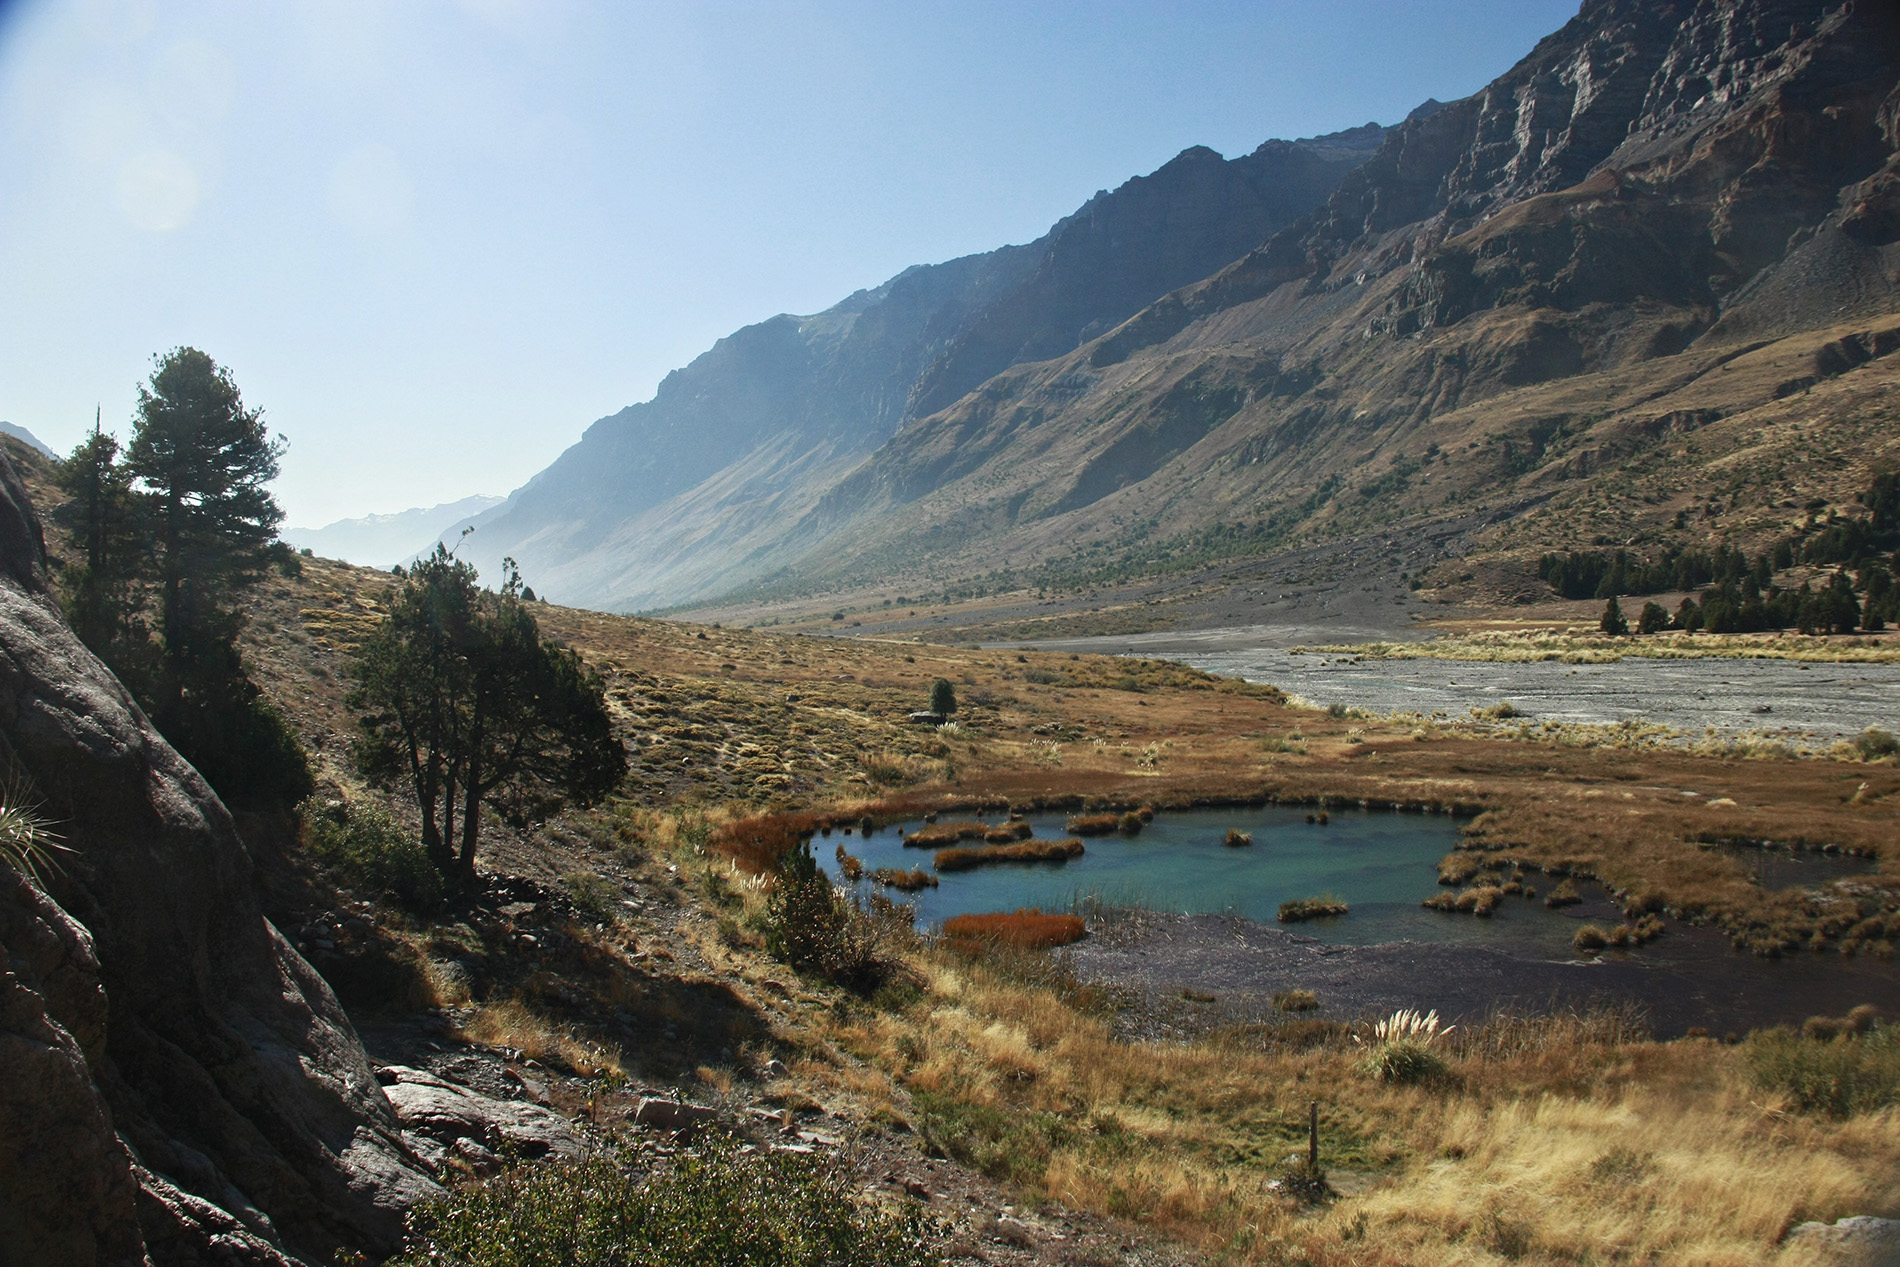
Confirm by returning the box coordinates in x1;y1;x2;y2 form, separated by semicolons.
765;844;882;992
391;1138;941;1266
299;795;444;912
1745;1025;1900;1117
563;870;621;923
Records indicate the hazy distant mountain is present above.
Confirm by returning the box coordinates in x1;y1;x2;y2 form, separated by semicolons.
0;422;56;458
283;493;504;567
456;124;1389;609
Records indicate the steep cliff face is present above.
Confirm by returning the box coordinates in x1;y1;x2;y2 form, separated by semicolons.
0;454;438;1266
742;0;1900;599
456;126;1384;610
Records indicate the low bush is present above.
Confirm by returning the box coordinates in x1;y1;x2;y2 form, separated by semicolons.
1856;727;1900;760
1278;895;1349;923
941;910;1087;949
1745;1022;1900;1117
765;845;883;991
390;1138;941;1266
299;795;444;911
934;838;1084;872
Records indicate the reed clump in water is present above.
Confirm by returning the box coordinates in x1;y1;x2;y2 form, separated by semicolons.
903;820;992;849
871;867;938;891
935;838;1085;872
1278;895;1349;923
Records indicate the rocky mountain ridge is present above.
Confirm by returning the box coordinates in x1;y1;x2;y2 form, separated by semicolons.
452;124;1389;610
709;0;1900;614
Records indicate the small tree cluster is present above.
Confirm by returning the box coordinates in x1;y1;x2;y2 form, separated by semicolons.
349;545;624;882
53;349;309;808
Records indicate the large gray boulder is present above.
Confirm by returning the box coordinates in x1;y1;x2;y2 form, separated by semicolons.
0;453;440;1265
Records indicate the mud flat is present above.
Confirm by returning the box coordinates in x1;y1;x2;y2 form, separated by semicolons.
1067;909;1900;1041
1032;628;1900;739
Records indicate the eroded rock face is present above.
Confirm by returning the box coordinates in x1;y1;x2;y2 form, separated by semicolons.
0;453;440;1265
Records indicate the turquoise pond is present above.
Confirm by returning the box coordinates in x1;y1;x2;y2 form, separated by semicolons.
815;805;1634;960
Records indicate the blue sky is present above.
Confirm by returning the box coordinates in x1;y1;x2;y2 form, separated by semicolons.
0;0;1579;528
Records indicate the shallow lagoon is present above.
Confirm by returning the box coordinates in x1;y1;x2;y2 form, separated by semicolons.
818;805;1623;959
817;806;1897;1033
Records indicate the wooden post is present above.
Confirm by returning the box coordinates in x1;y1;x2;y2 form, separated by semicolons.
1307;1101;1319;1171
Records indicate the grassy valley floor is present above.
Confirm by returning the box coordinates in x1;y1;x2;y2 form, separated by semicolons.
241;554;1898;1266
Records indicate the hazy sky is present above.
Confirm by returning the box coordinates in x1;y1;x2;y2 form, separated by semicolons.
0;0;1579;528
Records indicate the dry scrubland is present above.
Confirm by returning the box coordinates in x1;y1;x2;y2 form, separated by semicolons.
240;556;1900;1265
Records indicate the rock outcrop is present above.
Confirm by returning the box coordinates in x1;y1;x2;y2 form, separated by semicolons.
0;452;440;1265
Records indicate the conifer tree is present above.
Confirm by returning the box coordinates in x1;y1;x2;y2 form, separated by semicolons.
1599;595;1628;636
55;412;150;673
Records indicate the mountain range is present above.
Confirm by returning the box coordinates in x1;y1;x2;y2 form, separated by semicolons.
457;0;1900;623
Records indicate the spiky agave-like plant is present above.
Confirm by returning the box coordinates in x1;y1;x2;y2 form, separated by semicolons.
0;777;65;886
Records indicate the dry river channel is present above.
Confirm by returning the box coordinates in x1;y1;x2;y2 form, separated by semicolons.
1027;625;1900;740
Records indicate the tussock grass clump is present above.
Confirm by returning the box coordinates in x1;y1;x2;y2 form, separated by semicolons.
940;910;1087;949
1356;1008;1452;1084
1067;812;1122;836
391;1138;941;1266
1272;988;1319;1012
982;821;1034;843
1574;924;1609;952
1278;895;1349;923
1223;829;1253;847
935;837;1085;872
870;867;937;891
1436;852;1484;886
1544;877;1582;907
1745;1020;1899;1117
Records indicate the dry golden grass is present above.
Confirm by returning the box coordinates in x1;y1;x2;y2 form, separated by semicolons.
458;998;624;1076
827;950;1900;1267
